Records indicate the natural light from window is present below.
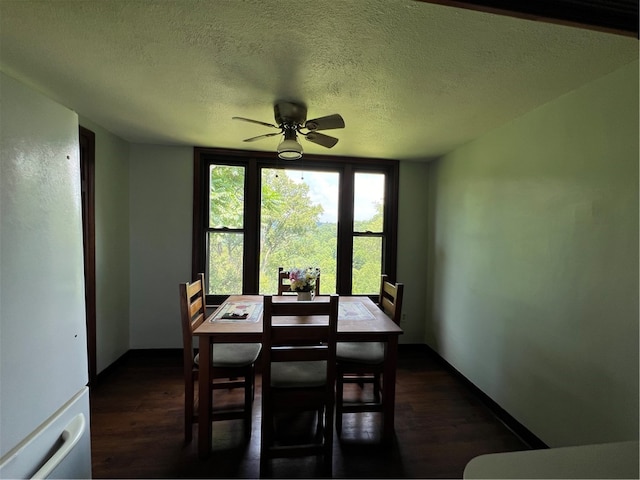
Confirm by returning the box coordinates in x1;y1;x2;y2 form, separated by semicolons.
256;169;386;294
259;168;339;294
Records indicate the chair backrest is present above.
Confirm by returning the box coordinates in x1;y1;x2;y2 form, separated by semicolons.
179;273;207;365
262;295;339;387
277;267;321;295
379;274;404;325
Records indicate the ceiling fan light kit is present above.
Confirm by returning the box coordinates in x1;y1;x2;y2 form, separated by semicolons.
277;128;303;160
233;101;345;160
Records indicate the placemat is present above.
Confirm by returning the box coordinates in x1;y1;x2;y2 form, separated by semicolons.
339;301;374;320
210;301;263;323
211;300;373;322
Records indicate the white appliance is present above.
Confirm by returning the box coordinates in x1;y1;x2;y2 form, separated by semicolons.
0;73;92;478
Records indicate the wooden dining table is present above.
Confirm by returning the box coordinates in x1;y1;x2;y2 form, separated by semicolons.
193;294;403;458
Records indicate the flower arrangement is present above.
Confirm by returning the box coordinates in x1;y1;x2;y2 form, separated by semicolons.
288;267;320;292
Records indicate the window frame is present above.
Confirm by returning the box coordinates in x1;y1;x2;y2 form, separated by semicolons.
192;147;399;306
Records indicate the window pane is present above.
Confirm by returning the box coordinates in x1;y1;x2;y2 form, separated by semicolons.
259;168;338;294
206;231;243;295
354;173;384;231
353;173;385;294
352;236;382;294
209;165;244;228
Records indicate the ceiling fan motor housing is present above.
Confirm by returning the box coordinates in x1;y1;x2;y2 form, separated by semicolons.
274;102;307;127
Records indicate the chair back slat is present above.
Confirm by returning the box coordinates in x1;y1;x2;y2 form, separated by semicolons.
271;325;331;345
190;311;205;330
270;301;333;317
380;296;395;316
179;273;207;349
186;279;202;298
378;274;404;325
189;297;204;324
271;345;329;362
277;267;291;295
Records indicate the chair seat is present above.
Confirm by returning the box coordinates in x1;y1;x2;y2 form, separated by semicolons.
195;343;261;367
337;341;384;364
271;361;327;388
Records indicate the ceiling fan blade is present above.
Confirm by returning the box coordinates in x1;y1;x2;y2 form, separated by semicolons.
304;114;345;131
232;116;279;129
243;132;281;142
305;132;339;148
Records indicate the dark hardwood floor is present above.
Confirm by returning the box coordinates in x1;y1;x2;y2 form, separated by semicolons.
90;347;530;478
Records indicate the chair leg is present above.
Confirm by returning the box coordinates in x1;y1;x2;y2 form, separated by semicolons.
335;370;343;436
314;407;325;439
244;368;254;439
373;372;381;403
324;402;334;476
260;398;272;478
260;455;270;479
185;380;193;443
252;369;256;401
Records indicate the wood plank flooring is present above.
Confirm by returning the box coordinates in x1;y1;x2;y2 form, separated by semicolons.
89;347;530;478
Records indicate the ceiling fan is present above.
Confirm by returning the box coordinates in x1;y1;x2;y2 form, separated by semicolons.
232;102;345;160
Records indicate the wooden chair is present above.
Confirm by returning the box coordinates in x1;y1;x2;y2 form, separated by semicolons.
277;267;321;295
335;274;404;437
260;295;338;477
179;273;261;443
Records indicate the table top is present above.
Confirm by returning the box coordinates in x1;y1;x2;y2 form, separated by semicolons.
193;294;403;342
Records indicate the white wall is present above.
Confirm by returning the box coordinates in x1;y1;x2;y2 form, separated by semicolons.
427;60;639;447
397;160;430;343
78;117;131;373
128;144;193;348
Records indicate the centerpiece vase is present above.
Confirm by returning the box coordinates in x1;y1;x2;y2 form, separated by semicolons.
297;291;312;301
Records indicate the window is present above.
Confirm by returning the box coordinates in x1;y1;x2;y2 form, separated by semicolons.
259;168;339;294
193;148;399;305
207;164;245;294
353;173;385;294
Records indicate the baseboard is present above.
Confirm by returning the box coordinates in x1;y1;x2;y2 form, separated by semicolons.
95;348;182;384
94;350;131;384
419;343;548;450
398;343;430;353
126;348;183;357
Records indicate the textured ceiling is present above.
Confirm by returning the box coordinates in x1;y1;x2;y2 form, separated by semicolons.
0;0;637;160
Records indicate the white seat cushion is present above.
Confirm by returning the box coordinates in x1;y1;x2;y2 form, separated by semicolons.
194;343;261;368
336;341;385;364
271;361;327;388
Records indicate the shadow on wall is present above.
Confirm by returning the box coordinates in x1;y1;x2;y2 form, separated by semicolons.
425;160;442;350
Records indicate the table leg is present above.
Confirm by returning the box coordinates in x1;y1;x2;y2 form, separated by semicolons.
198;335;212;458
383;336;398;443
